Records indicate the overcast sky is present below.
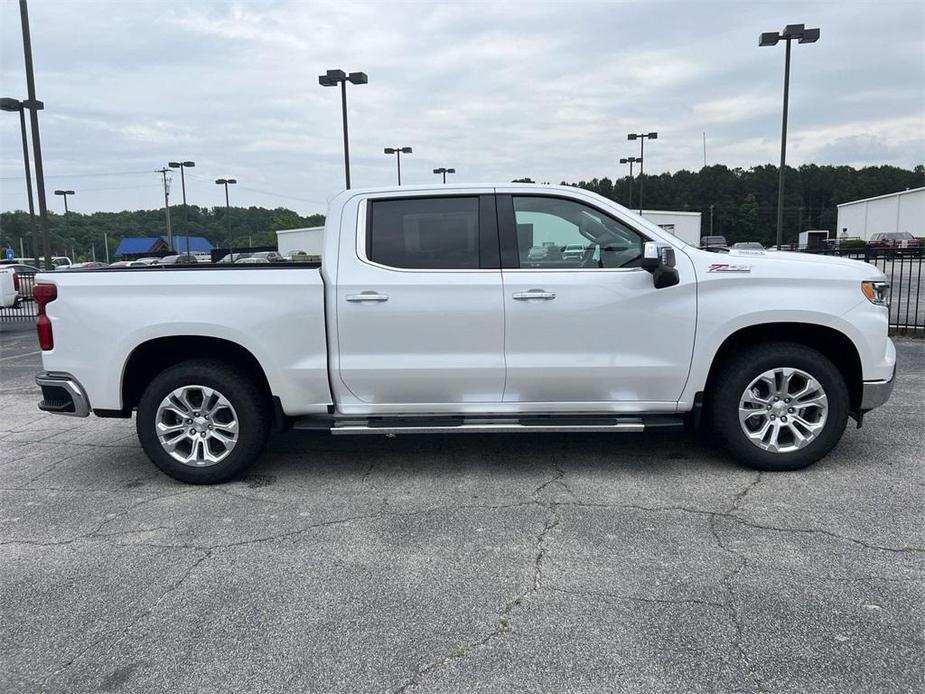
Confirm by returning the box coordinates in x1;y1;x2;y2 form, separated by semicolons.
1;0;923;216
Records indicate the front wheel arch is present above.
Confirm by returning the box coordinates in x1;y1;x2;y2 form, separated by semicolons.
702;322;863;418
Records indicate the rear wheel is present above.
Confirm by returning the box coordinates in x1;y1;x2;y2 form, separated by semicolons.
711;343;849;471
137;359;271;484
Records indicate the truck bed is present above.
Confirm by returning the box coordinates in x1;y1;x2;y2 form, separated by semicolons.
36;265;332;416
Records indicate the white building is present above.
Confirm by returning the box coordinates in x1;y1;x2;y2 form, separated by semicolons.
836;187;925;241
275;226;324;256
641;210;702;246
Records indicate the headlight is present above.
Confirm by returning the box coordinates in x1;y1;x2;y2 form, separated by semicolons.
861;280;890;307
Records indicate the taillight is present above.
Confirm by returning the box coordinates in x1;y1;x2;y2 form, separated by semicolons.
33;283;57;351
12;272;19;292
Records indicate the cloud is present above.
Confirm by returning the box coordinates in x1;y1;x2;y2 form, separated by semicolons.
0;0;922;215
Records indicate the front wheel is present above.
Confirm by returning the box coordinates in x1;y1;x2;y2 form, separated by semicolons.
711;343;849;471
136;359;271;484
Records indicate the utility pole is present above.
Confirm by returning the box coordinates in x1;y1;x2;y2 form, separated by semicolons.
702;132;707;168
158;167;173;251
104;232;109;263
19;0;50;269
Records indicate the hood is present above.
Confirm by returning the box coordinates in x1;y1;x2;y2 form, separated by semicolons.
688;247;885;281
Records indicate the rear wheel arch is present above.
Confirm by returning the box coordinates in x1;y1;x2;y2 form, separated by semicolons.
121;336;273;412
703;323;863;415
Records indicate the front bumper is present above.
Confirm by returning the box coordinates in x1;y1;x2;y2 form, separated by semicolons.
35;371;91;417
860;366;896;412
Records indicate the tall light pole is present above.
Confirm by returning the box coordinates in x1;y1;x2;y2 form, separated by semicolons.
627;132;657;215
157;167;173;252
619;156;640;208
432;167;455;184
169;160;195;256
18;0;51;269
0;96;42;266
760;23;820;250
384;147;412;185
318;69;368;190
54;189;74;242
215;178;237;259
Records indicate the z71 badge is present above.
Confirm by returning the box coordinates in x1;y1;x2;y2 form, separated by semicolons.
708;263;752;273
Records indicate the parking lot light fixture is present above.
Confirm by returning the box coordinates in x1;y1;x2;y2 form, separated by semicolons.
215;178;237;258
319;68;368;190
619;156;640;208
627;133;657;214
760;23;820;250
384;147;413;185
1;96;41;265
432;167;455;184
54;189;75;236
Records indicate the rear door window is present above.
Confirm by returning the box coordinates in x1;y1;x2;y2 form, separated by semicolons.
368;197;482;269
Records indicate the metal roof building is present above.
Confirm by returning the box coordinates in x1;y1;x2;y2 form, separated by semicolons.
836;187;925;241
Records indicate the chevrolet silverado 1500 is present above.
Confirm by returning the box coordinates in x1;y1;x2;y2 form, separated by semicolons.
32;184;895;483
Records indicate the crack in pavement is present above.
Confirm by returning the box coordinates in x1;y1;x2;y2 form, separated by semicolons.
710;473;767;694
543;585;727;609
393;461;568;694
38;548;213;687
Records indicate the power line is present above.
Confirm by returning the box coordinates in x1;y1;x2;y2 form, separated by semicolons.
0;169;153;181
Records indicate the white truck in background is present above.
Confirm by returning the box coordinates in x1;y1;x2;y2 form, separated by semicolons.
0;266;17;308
799;230;830;250
32;184;895;483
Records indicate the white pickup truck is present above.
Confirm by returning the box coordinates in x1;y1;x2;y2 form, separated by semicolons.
32;184;895;483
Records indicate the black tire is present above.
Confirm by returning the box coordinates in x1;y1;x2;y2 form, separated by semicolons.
711;342;849;471
136;359;271;484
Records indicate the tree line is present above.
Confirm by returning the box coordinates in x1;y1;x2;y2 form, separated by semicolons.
0;205;325;261
1;163;921;260
560;163;923;244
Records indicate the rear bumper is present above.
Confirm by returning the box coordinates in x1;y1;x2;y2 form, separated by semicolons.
35;371;91;417
860;367;895;412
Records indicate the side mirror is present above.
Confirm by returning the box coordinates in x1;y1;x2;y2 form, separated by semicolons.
641;241;680;289
641;241;661;271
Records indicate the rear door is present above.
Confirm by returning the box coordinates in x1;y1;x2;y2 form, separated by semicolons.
334;192;506;409
497;192;696;408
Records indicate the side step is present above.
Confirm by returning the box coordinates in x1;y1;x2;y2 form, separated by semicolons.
291;414;685;436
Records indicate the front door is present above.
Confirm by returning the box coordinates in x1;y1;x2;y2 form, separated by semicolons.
498;193;696;408
335;193;506;409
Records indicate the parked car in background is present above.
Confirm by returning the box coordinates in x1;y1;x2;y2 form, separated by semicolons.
217;252;251;263
34;183;895;484
868;232;920;255
65;262;109;270
109;260;149;268
234;256;270;264
158;254;198;265
700;235;728;248
732;242;765;251
283;250;316;263
135;257;161;266
561;244;587;261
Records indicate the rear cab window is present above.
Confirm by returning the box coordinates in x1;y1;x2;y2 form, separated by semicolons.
366;196;498;270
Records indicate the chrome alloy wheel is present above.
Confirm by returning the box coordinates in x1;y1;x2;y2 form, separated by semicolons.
738;367;829;453
155;385;239;467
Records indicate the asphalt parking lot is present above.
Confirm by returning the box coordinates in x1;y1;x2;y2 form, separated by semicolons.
1;322;922;694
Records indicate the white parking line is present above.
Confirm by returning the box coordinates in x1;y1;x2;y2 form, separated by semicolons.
0;350;41;362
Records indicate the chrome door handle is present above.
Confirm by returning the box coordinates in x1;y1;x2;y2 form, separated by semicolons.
346;292;389;303
512;290;556;301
